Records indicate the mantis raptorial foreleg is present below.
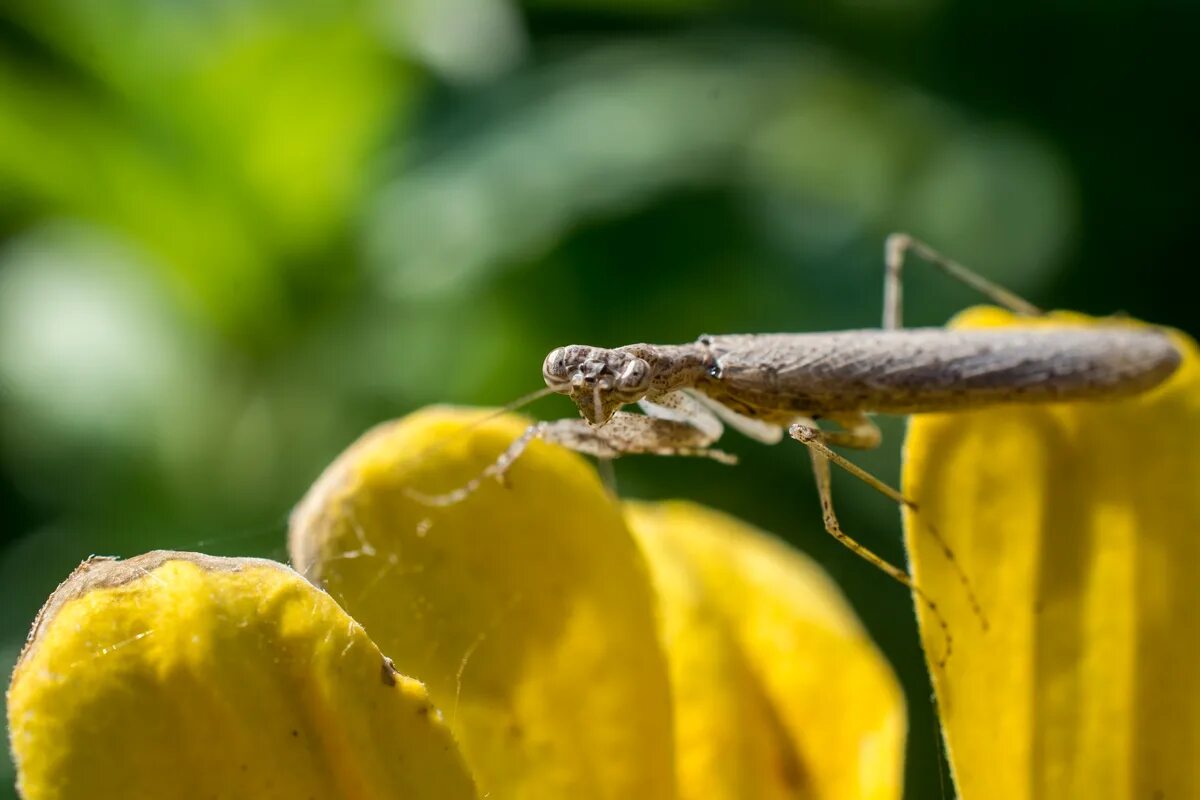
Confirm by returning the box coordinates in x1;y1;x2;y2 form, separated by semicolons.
688;391;785;444
540;411;736;462
637;391;724;440
409;410;736;507
883;232;1042;330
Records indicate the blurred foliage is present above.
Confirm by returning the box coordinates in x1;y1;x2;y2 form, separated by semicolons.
0;0;1195;796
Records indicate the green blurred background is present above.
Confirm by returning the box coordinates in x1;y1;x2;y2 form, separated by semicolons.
1;0;1194;796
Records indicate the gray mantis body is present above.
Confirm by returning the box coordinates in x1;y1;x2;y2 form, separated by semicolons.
701;327;1178;415
532;320;1178;477
432;235;1183;665
554;325;1178;431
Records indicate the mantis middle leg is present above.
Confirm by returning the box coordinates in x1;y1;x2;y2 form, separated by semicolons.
788;412;989;667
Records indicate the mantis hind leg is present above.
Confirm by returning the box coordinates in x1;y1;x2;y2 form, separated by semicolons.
883;232;1043;330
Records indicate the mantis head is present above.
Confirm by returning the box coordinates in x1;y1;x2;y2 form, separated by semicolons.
542;345;652;426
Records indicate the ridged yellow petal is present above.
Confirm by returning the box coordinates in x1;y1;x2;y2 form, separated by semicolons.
7;551;476;800
289;407;676;799
903;307;1200;799
627;501;905;800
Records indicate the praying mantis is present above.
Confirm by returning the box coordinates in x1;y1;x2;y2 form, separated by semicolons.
420;234;1181;664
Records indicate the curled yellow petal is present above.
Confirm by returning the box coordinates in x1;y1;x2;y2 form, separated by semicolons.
289;407;675;799
903;307;1200;799
627;501;905;800
7;551;476;800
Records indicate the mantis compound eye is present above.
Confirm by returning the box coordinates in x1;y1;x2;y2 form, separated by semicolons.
616;357;651;398
543;347;571;388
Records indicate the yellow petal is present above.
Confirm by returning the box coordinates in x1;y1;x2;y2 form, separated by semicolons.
7;551;476;800
903;307;1200;799
289;407;675;799
627;500;905;800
